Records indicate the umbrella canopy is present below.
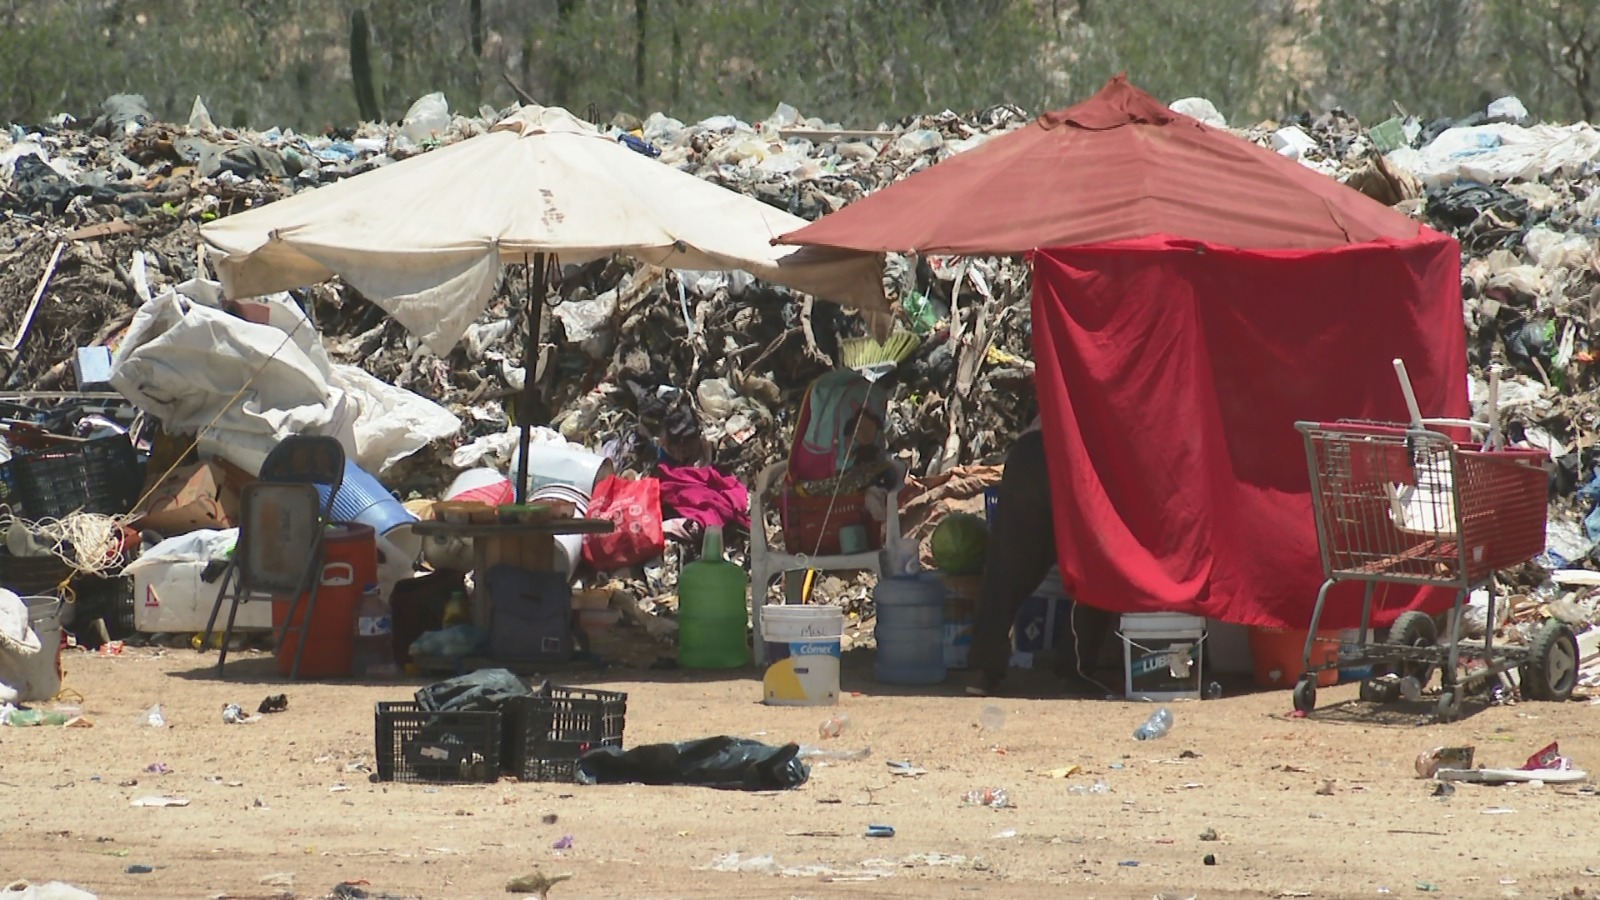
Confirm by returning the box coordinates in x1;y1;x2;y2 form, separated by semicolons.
776;75;1427;254
201;105;887;355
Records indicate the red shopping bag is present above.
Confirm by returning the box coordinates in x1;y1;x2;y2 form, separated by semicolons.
583;475;665;570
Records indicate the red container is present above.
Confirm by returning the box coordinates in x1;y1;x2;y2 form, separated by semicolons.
778;490;875;556
1249;626;1340;689
272;523;377;679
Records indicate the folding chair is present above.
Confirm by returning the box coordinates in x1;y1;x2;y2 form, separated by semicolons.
202;435;346;678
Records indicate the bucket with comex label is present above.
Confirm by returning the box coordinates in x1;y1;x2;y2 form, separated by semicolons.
761;605;843;706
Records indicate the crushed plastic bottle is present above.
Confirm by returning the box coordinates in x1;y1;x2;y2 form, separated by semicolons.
1068;780;1112;795
818;712;850;739
143;703;166;728
978;705;1005;730
1400;676;1423;702
961;786;1011;808
1133;707;1173;740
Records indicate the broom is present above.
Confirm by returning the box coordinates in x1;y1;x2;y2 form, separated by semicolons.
839;330;922;369
838;329;928;368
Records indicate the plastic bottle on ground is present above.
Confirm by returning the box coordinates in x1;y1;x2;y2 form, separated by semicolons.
819;712;850;739
352;584;399;679
1133;707;1173;740
979;705;1005;730
961;786;1011;808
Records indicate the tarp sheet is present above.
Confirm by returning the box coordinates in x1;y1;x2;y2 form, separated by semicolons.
202;104;889;355
110;282;460;475
1030;234;1468;628
775;75;1427;255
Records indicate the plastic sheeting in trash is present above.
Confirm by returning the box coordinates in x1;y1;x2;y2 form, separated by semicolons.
1387;122;1600;188
110;281;458;475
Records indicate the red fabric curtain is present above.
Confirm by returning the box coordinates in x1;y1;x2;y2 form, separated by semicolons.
1030;233;1468;629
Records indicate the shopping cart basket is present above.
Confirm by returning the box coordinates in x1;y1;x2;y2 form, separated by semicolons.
1290;361;1578;720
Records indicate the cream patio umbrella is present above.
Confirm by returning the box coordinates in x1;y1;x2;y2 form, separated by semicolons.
201;104;889;499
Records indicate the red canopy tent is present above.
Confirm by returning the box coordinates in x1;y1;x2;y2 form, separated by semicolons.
777;75;1468;630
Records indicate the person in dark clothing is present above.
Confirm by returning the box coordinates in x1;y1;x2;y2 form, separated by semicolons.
965;428;1115;697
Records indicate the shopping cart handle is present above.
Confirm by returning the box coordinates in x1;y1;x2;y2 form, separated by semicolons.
1418;418;1490;433
1394;358;1424;428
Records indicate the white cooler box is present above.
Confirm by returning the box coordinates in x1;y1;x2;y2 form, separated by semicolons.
133;559;273;633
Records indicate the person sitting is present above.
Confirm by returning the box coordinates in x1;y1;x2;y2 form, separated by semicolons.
965;416;1114;697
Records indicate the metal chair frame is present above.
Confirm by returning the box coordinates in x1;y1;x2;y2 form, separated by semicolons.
202;435;346;678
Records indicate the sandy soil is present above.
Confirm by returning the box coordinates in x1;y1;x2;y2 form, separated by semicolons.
2;647;1597;900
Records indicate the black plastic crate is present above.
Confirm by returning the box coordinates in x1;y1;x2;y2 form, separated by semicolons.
0;549;73;595
374;701;501;784
11;434;141;519
506;685;627;782
71;574;135;637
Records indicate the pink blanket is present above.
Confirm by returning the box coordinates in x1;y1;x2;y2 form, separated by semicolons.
657;463;750;529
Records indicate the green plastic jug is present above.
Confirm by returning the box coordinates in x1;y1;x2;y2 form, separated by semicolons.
677;525;750;668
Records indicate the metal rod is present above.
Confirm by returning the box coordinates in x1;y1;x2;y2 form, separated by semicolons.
515;253;547;504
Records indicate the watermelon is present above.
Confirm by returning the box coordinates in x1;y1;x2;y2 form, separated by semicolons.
931;512;989;575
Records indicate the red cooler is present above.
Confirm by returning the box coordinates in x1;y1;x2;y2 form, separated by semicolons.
272;523;377;678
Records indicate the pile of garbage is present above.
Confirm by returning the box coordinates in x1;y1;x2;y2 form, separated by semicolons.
3;90;1600;670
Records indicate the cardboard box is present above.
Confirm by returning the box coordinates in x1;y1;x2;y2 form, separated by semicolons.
134;460;249;535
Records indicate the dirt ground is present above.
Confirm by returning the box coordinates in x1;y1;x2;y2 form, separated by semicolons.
3;647;1598;900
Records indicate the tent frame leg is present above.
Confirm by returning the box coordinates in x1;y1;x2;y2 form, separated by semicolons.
515;252;548;504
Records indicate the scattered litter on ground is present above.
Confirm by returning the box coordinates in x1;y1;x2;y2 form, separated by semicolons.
128;795;188;807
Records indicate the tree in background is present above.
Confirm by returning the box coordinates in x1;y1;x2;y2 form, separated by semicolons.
1308;0;1492;120
1484;0;1600;122
1053;0;1289;124
3;0;1600;132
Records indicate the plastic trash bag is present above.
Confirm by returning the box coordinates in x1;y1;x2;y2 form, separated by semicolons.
414;667;529;713
1388;453;1457;538
400;92;450;145
579;736;810;790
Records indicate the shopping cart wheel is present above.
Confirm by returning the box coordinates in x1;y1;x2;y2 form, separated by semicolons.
1359;678;1399;703
1435;689;1461;721
1520;620;1579;702
1291;677;1317;714
1385;611;1437;687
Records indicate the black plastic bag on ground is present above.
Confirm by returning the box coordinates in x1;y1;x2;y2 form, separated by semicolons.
578;736;810;790
414;668;530;713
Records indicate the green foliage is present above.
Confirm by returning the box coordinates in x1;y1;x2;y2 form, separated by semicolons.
1061;0;1293;124
2;0;1599;132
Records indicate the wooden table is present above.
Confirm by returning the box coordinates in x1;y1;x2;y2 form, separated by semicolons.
412;518;615;636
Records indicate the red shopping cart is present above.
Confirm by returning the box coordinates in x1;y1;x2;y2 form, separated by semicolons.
1291;361;1578;720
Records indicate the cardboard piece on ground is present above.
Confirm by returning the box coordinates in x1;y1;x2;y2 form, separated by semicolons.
1435;767;1587;784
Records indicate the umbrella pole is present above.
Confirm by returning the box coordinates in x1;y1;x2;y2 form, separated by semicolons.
515;252;547;504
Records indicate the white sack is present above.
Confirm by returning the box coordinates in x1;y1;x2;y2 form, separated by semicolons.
111;290;456;475
331;365;460;474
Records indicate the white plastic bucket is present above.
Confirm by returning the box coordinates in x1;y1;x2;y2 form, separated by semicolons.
530;483;590;583
19;595;63;701
511;443;614;496
1118;612;1206;701
761;605;843;706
